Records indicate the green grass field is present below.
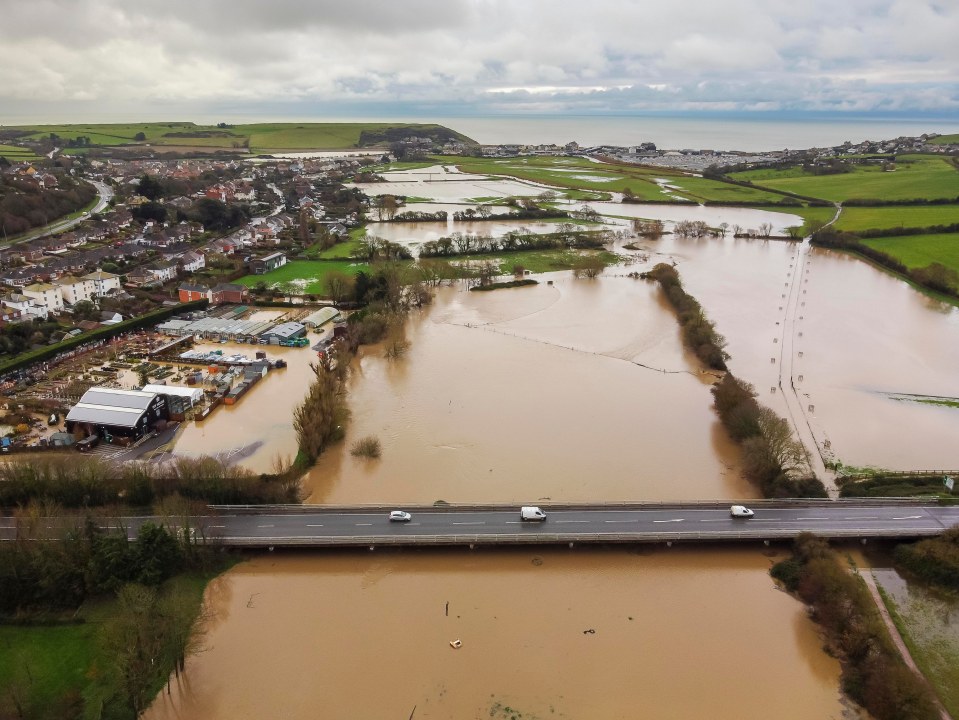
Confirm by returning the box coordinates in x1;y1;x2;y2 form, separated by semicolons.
0;572;215;720
928;134;959;145
731;154;959;202
440;155;790;204
237;260;371;295
835;205;959;232
0;143;39;160
8;122;474;153
860;233;959;273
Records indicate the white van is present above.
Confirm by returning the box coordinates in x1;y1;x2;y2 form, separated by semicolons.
730;505;754;518
521;506;547;521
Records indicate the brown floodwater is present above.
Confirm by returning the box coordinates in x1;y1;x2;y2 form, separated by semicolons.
144;547;851;720
304;276;751;504
637;234;959;470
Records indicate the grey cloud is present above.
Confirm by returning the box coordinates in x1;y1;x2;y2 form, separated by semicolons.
0;0;957;116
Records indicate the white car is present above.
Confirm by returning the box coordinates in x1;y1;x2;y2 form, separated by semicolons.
389;510;412;522
730;505;754;518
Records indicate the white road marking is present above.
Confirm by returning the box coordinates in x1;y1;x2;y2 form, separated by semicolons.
797;517;829;521
452;521;485;525
653;519;684;523
605;519;639;523
210;525;226;529
505;521;522;524
556;520;590;524
356;522;373;526
258;524;275;528
306;524;324;527
844;516;879;520
893;515;923;520
700;519;732;523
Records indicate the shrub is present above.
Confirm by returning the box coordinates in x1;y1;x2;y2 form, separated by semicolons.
350;436;382;459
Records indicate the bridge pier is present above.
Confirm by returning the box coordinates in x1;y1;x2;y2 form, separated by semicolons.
764;540;770;546
569;542;574;549
369;545;375;552
469;543;475;550
861;538;868;545
666;541;672;548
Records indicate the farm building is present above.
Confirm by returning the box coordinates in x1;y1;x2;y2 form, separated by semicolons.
302;307;342;329
258;321;306;344
65;387;169;442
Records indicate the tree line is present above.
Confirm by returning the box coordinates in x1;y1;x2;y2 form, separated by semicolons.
643;263;728;371
0;455;300;509
711;374;827;497
771;534;940;720
418;226;611;258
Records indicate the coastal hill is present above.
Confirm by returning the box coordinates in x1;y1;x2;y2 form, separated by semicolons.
0;122;476;154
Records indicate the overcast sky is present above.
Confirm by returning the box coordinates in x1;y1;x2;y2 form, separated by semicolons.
1;0;957;121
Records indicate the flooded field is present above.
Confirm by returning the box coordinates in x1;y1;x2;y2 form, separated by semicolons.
304;276;750;504
354;165;547;201
144;547;851;720
632;233;959;471
871;565;959;716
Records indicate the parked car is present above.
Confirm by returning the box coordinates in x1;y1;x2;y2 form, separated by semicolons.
389;510;412;522
730;505;754;518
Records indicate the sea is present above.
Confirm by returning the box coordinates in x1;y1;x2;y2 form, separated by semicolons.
3;111;958;153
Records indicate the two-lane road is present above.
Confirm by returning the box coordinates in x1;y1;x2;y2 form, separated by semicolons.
3;502;957;548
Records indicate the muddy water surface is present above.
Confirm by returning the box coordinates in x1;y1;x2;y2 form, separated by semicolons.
144;548;850;720
304;276;750;504
633;234;959;470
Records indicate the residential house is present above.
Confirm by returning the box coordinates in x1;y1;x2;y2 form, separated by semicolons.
250;252;287;275
100;311;123;325
179;251;205;273
150;262;178;283
2;293;48;321
83;270;122;297
178;283;211;303
211;283;249;304
53;275;96;305
1;268;39;288
125;267;160;288
22;282;64;315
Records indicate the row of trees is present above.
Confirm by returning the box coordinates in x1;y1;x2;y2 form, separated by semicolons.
771;534;940;720
644;263;729;371
418;226;610;258
711;374;826;497
0;455;300;508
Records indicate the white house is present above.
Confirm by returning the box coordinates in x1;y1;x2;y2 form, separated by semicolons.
54;275;97;305
22;282;64;315
179;251;206;273
83;270;122;297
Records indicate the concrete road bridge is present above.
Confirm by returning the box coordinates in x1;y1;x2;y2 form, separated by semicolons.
3;499;957;549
